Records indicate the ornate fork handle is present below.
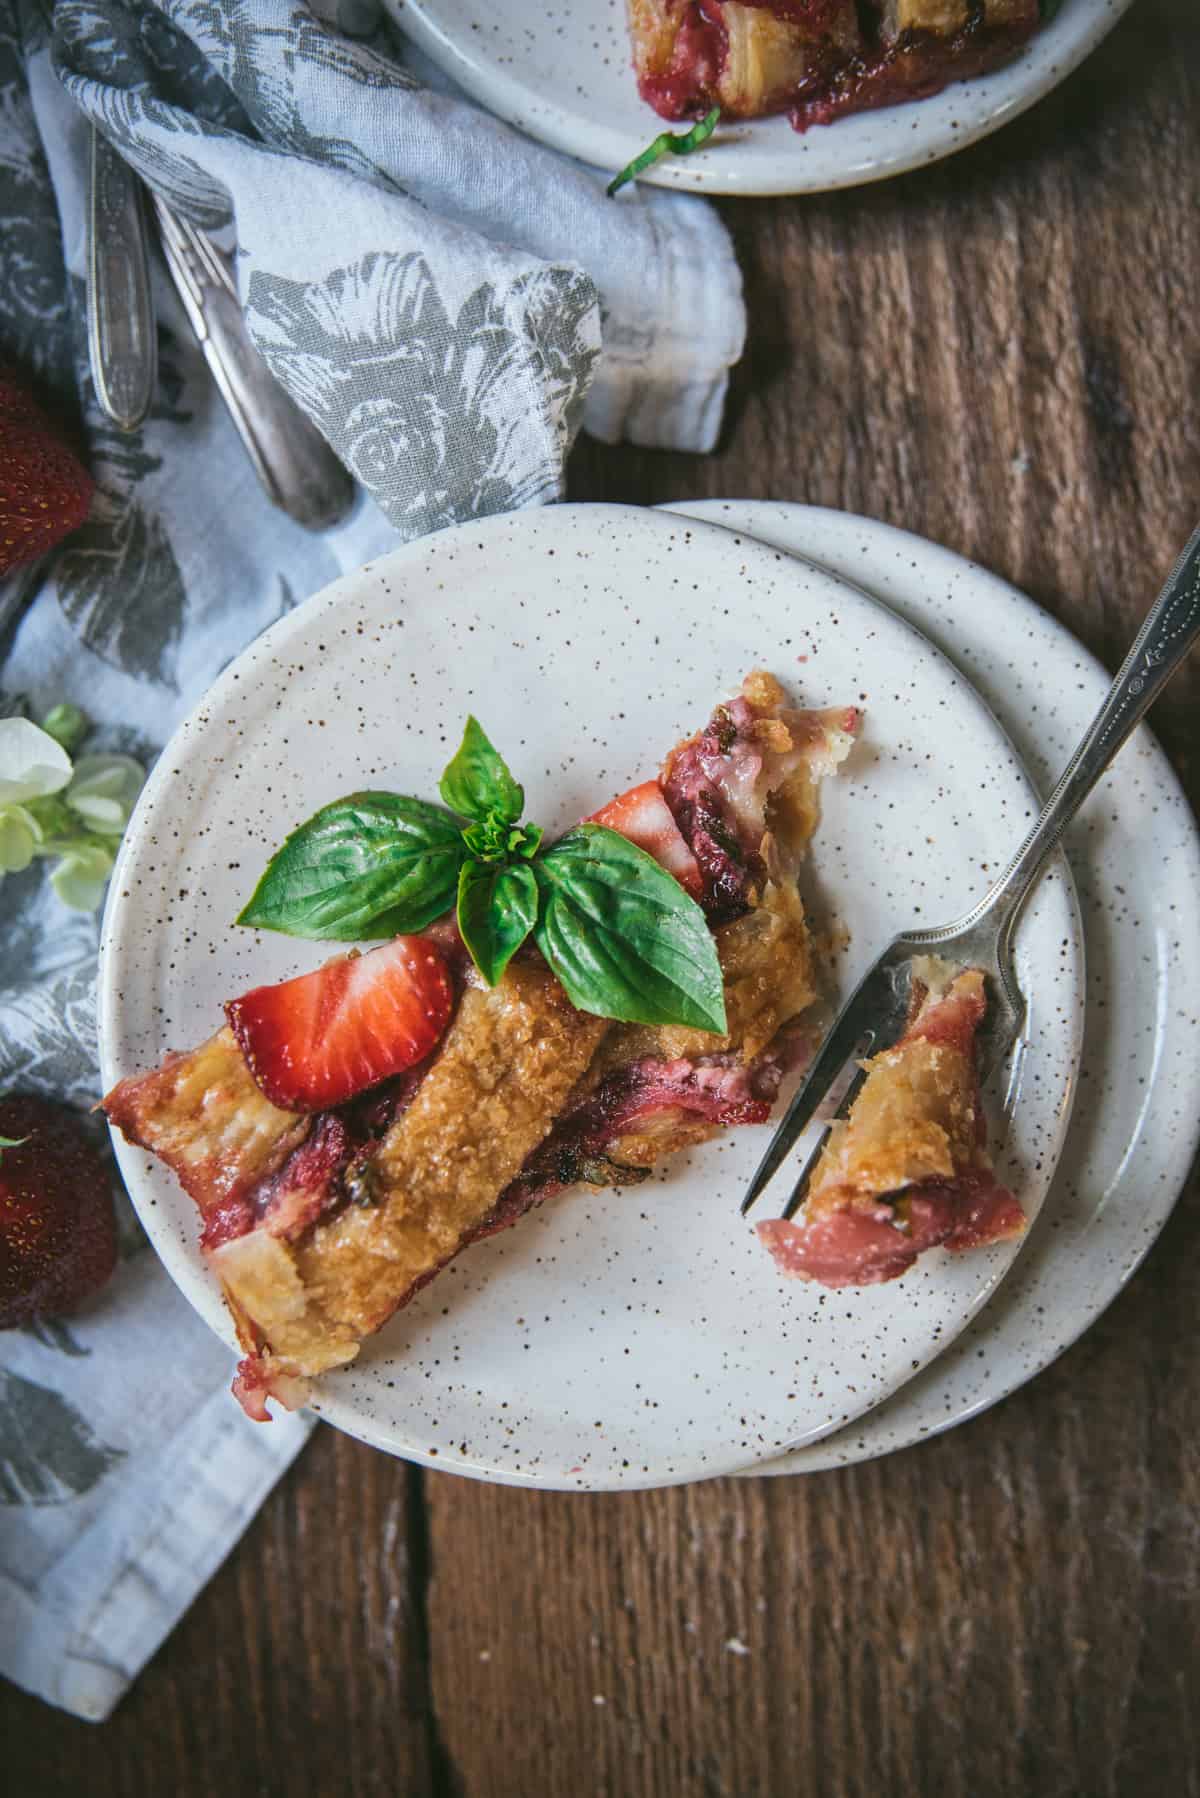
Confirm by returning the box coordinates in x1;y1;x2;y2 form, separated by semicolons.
87;129;156;432
946;523;1200;941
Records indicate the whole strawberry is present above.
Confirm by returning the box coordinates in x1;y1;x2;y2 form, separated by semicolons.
0;368;94;577
0;1095;117;1328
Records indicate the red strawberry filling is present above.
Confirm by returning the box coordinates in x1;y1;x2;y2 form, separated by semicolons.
634;0;1040;133
757;1170;1026;1287
662;694;859;922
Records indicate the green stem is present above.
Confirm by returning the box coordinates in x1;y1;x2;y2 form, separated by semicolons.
607;107;721;198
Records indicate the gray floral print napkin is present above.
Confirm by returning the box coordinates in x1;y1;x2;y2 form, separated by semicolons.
0;0;744;1720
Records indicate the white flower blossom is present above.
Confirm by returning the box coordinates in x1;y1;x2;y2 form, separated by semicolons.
0;805;40;874
50;842;117;913
0;718;72;806
65;754;146;836
0;713;146;912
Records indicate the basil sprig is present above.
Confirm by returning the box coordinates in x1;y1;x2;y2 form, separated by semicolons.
238;718;727;1032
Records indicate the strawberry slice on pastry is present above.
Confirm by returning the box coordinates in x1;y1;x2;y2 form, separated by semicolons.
226;935;453;1113
588;780;703;898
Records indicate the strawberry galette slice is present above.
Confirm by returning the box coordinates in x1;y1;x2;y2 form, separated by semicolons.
103;673;857;1414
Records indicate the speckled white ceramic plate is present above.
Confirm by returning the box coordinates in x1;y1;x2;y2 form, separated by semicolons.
98;503;1082;1490
661;503;1200;1476
386;0;1133;198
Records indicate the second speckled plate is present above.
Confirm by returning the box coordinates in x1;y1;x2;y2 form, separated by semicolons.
98;504;1083;1489
662;502;1200;1477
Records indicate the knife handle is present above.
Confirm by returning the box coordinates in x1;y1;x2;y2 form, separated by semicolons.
87;129;157;432
151;197;355;532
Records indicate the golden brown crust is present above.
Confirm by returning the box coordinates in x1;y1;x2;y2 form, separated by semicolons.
626;0;687;79
805;967;987;1218
578;770;821;1175
886;0;1033;30
102;1026;307;1214
213;963;608;1372
717;6;820;115
883;0;968;35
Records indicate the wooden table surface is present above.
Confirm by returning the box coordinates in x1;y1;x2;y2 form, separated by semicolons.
6;5;1199;1793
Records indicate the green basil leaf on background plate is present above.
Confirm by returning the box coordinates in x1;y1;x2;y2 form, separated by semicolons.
439;717;524;824
237;792;465;939
533;824;727;1033
457;857;539;986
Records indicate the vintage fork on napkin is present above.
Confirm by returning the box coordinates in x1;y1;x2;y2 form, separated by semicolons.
85;127;353;529
742;522;1200;1222
150;198;354;530
85;128;156;432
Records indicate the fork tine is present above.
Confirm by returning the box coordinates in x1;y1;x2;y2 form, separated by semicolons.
778;1063;870;1221
740;968;889;1216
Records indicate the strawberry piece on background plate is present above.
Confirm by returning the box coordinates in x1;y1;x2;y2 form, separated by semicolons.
226;935;454;1112
588;779;703;897
0;1095;118;1328
0;367;94;576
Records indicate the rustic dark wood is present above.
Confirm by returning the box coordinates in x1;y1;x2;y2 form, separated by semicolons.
4;3;1198;1793
2;1430;438;1798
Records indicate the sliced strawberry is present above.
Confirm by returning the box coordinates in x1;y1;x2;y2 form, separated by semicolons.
0;367;94;576
226;936;453;1113
588;779;703;897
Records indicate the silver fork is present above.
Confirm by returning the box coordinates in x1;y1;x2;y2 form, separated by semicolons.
150;198;355;531
86;128;157;432
742;523;1200;1223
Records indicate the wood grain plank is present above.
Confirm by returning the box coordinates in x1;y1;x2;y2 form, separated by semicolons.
422;1184;1198;1798
0;1429;436;1798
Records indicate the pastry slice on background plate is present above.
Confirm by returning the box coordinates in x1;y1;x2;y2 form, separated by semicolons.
626;0;1042;131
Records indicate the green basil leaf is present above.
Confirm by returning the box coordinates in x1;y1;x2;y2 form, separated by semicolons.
457;858;539;987
237;792;465;940
511;821;543;859
534;824;727;1033
462;816;545;864
439;717;523;824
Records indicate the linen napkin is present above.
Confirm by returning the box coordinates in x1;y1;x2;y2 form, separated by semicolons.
0;0;745;1720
